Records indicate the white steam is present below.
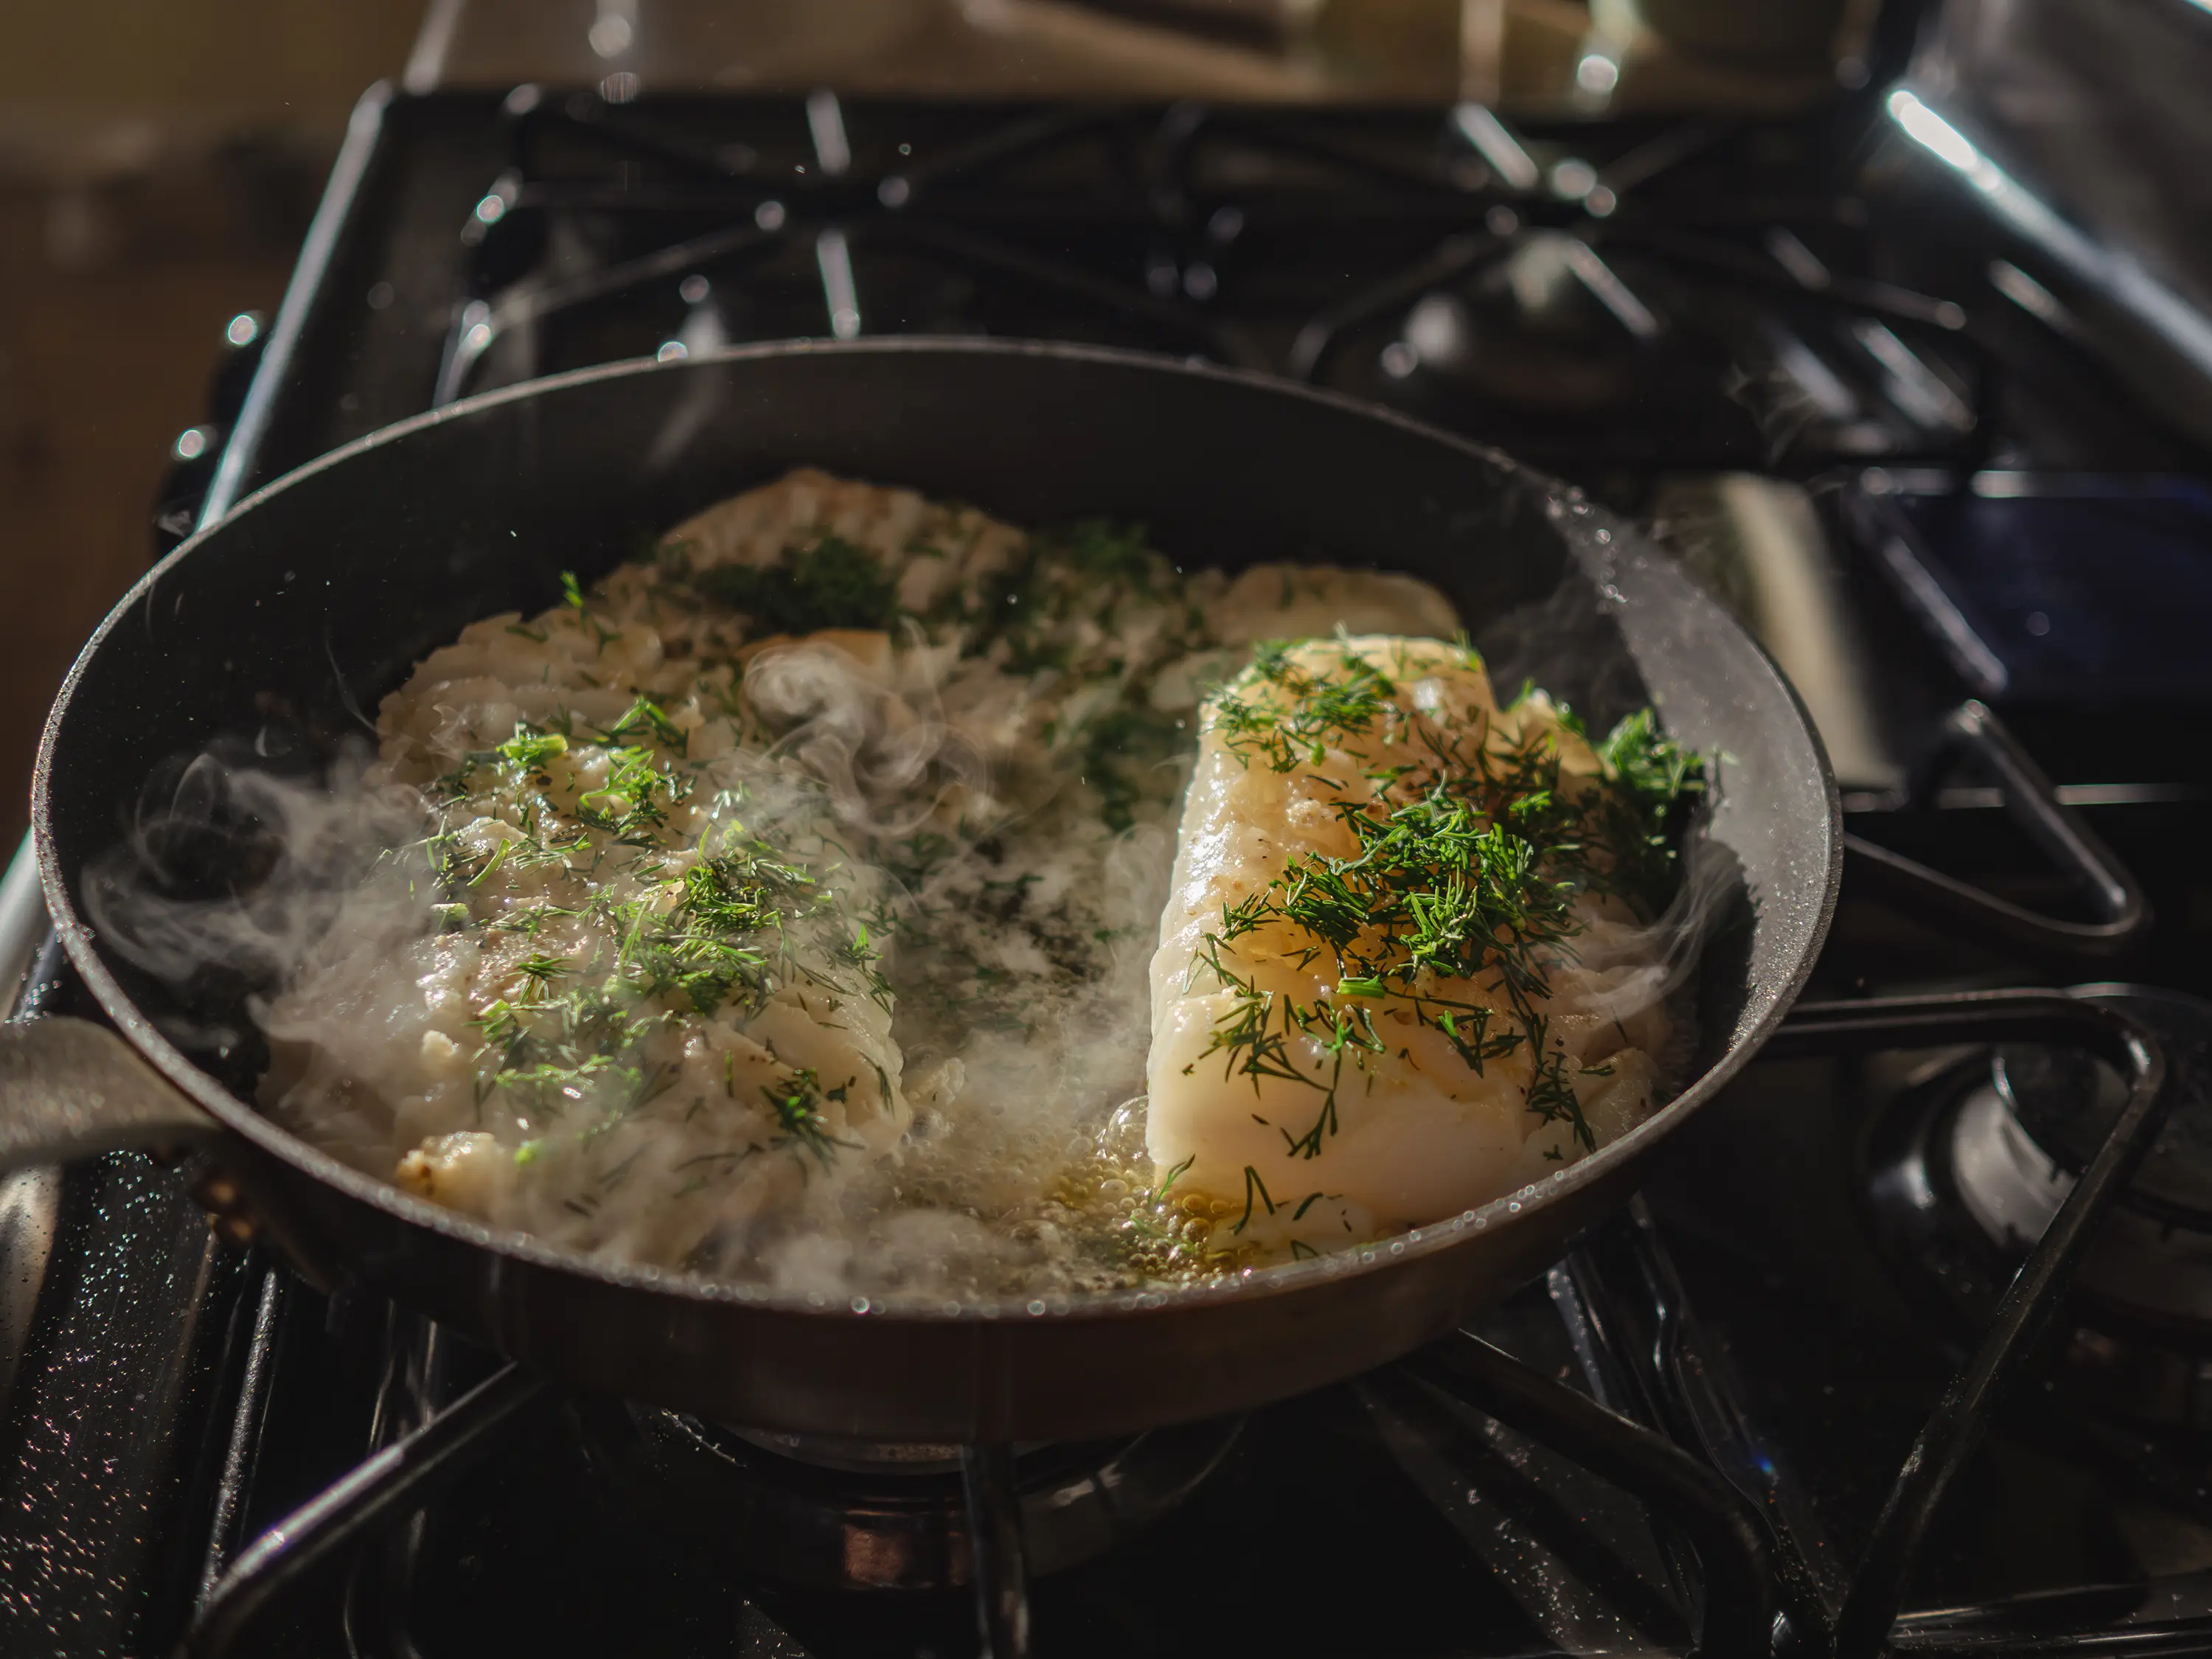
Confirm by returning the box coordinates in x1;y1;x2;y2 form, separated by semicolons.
81;741;438;1056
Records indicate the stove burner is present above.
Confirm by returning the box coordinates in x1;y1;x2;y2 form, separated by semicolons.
1865;986;2212;1427
1995;987;2212;1233
577;1400;1241;1592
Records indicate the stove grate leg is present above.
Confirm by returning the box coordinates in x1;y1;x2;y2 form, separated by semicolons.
180;1361;548;1659
961;1441;1033;1659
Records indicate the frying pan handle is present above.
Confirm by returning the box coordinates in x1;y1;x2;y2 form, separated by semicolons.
0;1015;220;1175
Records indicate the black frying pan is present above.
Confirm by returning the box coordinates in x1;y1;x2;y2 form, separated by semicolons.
4;340;1840;1442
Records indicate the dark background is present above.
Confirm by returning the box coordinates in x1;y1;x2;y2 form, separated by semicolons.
0;3;428;844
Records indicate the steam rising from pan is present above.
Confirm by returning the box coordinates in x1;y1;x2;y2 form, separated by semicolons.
67;469;1730;1301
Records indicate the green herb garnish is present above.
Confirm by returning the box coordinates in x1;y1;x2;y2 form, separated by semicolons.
690;533;900;635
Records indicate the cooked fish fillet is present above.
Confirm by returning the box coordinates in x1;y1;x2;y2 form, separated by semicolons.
1146;637;1672;1251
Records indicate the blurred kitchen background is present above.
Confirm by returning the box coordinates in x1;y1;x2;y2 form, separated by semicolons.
0;3;426;844
1;0;2208;844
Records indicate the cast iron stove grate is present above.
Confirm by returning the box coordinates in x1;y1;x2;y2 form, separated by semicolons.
428;90;2010;487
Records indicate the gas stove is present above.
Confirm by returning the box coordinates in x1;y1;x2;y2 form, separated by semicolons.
7;58;2212;1659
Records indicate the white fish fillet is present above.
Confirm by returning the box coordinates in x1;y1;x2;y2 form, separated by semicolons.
1147;637;1671;1250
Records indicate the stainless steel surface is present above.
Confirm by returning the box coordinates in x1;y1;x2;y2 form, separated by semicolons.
1888;0;2212;451
0;836;49;1019
201;85;394;530
0;1152;253;1658
0;1020;216;1179
0;834;58;1413
0;1168;59;1416
1649;475;1903;795
1914;0;2212;329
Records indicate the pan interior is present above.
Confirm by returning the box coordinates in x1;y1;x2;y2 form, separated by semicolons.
38;342;1834;1312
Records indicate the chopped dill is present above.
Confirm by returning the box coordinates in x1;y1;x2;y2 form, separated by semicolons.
1232;1164;1277;1234
689;533;900;636
762;1068;865;1169
1152;1153;1195;1204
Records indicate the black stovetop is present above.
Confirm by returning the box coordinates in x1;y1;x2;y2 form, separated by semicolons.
8;80;2212;1659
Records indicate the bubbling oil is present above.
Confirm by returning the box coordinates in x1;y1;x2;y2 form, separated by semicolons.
841;1095;1273;1301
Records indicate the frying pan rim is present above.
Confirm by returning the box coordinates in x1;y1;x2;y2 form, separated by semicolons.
32;335;1843;1323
